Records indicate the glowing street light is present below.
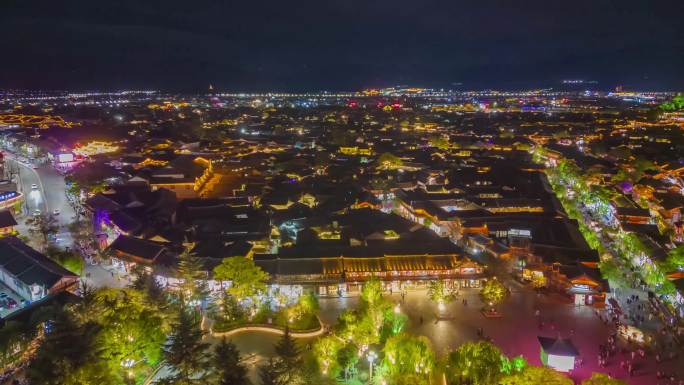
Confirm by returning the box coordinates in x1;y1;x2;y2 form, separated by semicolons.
367;350;378;382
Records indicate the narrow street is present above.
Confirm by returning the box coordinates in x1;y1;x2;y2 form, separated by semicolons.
3;151;126;289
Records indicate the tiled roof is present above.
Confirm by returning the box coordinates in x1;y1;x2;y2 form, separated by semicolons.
0;236;78;288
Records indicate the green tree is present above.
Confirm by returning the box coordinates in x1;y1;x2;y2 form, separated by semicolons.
163;307;210;384
660;93;684;111
382;333;435;384
94;288;168;370
209;338;248;385
177;248;209;306
259;357;288;385
582;373;627;385
499;366;572;385
444;341;506;385
427;279;457;304
336;344;359;381
377;152;403;169
259;328;305;385
480;278;507;308
500;355;527;375
130;270;168;307
665;245;684;270
27;309;118;385
275;327;302;368
213;256;269;302
429;135;450;150
314;335;343;377
360;277;383;307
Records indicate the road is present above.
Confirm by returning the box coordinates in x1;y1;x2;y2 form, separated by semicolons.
3;153;128;290
5;155;76;247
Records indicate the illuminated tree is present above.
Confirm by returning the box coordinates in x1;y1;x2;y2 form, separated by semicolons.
298;291;319;314
444;341;506;385
427;279;457;304
337;344;360;381
429;135;450;150
599;259;629;288
500;355;527;375
360;277;383;307
27;309;118;385
383;306;408;335
377;152;404;169
314;335;343;377
213;256;269;302
665;245;684;270
581;373;627;385
531;273;546;289
480;278;507;308
94;288;168;373
382;333;435;385
660;93;684;111
499;366;572;385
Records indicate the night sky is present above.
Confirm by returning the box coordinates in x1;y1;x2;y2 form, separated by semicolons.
1;0;683;92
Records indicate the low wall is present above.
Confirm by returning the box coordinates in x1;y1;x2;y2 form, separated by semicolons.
211;317;325;338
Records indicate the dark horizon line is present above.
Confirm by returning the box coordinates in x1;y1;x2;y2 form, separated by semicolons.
2;84;682;95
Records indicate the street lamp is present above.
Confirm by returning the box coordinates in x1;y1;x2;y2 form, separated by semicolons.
367;350;377;383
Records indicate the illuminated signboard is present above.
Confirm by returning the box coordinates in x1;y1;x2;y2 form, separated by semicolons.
509;229;531;238
0;191;18;202
57;153;74;163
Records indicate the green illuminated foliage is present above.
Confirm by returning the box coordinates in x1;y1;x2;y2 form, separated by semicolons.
444;341;506;385
480;278;507;307
582;373;628;385
427;279;457;304
213;256;269;301
499;366;573;385
382;333;435;384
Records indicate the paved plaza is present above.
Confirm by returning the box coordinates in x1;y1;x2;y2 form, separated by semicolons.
221;281;684;385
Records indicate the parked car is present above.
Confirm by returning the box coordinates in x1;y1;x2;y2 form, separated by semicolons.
6;298;17;309
31;184;38;190
53;209;60;215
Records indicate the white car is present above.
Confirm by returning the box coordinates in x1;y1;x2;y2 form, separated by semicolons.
31;184;38;190
33;210;41;216
53;209;60;215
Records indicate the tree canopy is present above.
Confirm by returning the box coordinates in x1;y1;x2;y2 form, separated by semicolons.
499;366;573;385
382;333;435;384
213;256;269;301
444;341;506;385
480;278;507;306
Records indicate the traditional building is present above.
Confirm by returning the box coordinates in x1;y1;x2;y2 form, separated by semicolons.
0;236;78;303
